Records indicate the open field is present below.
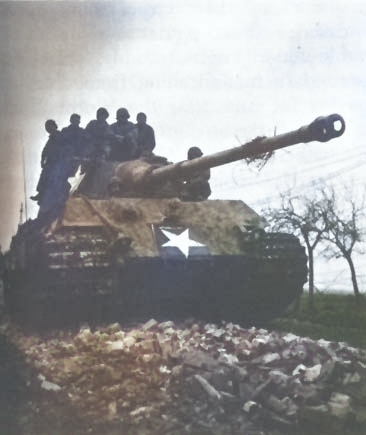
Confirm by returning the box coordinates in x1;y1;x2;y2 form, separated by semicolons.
270;292;366;349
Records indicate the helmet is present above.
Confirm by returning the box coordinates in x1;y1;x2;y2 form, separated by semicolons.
188;146;203;160
96;107;109;120
116;108;130;120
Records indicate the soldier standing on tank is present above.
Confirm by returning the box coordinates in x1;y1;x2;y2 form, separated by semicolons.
135;112;156;158
31;119;72;205
110;108;138;161
182;147;211;201
77;108;123;198
31;120;73;221
0;245;4;308
61;113;87;175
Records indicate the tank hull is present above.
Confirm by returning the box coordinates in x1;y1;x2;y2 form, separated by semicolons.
4;198;307;329
5;244;306;329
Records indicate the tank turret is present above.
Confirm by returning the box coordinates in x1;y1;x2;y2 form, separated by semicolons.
4;114;345;329
107;114;345;199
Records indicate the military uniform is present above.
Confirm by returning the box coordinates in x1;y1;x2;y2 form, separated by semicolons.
35;128;73;220
61;123;87;175
110;120;137;161
85;119;114;161
136;122;156;157
182;147;211;201
36;130;70;199
183;169;211;201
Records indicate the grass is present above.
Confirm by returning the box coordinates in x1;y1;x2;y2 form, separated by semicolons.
269;292;366;349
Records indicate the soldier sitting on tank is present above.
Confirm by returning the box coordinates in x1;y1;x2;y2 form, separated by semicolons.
61;113;87;176
110;108;138;161
181;147;211;201
31;120;73;220
84;107;115;163
135;112;156;158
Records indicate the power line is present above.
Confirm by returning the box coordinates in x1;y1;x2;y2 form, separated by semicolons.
211;147;366;192
212;158;365;206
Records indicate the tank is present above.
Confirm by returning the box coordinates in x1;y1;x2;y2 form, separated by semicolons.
4;114;345;329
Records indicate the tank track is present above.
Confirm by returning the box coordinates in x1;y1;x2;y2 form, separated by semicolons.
4;228;307;330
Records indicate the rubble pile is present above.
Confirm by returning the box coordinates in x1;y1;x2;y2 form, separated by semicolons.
1;318;366;434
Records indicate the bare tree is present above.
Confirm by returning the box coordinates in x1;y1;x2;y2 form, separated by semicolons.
319;185;365;300
263;191;328;310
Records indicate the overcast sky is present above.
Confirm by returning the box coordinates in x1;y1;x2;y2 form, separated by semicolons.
1;0;365;289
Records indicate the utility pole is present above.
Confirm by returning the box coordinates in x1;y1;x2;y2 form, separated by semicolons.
19;202;24;226
21;140;28;222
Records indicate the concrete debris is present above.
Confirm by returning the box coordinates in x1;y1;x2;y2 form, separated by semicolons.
194;374;222;400
303;363;322;382
38;373;62;392
1;318;366;434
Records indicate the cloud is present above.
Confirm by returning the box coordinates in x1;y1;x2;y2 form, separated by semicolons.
0;1;140;247
0;0;364;251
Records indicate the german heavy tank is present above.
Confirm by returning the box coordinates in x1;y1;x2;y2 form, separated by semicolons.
4;114;345;329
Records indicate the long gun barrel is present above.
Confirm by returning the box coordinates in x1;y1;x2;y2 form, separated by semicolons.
109;114;345;198
149;114;345;183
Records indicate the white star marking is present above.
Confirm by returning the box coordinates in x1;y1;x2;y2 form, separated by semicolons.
68;165;85;194
161;228;204;258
